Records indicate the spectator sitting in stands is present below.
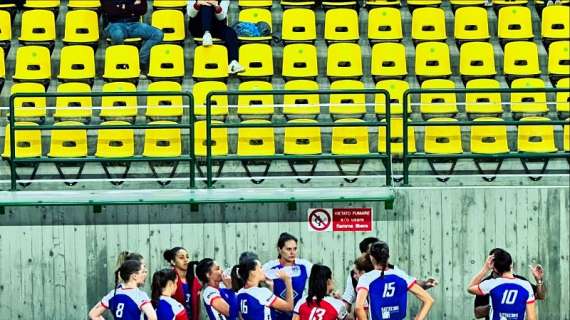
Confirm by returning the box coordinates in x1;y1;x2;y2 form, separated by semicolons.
188;0;245;75
102;0;164;75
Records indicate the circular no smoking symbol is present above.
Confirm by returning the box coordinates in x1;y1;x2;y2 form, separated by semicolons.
309;209;331;231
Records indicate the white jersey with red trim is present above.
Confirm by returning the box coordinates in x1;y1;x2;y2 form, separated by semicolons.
356;269;416;320
237;287;277;320
294;296;348;320
100;287;151;320
478;277;535;320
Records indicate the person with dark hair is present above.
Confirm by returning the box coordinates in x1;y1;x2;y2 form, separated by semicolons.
468;249;538;320
292;264;348;320
473;248;546;319
234;258;294;319
196;258;239;320
89;260;157;320
355;242;433;320
164;247;202;320
151;268;188;320
187;0;244;74
263;232;313;320
101;0;164;73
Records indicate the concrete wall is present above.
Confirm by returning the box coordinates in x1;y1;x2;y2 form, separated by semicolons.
0;186;568;320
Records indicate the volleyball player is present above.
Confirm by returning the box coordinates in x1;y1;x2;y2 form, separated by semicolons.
235;258;294;320
467;249;537;320
164;247;202;320
115;251;144;283
88;260;157;320
196;258;239;320
354;241;434;320
293;264;348;320
263;232;313;320
151;268;188;320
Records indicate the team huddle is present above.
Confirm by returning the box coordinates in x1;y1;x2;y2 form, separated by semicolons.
88;234;546;320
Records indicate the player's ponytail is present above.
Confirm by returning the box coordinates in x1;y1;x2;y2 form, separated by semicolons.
187;260;199;295
151;268;177;308
196;258;215;284
307;264;332;307
115;251;144;282
231;258;259;290
369;241;390;279
114;260;143;296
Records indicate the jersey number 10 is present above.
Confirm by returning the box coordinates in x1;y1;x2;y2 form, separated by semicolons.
383;283;396;298
501;290;519;305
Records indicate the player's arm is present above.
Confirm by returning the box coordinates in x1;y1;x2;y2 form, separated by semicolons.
468;256;494;295
271;270;294;312
530;264;546;300
211;296;231;316
416;277;438;290
526;301;537;320
354;288;368;320
141;303;158;320
409;283;434;320
88;303;106;320
474;305;491;318
292;315;300;320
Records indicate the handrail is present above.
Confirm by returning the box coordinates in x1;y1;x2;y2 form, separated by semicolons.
8;91;196;191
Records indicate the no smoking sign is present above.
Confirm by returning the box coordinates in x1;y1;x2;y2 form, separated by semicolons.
307;208;333;232
308;208;374;232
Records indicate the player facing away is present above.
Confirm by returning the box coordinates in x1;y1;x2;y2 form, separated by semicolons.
263;232;313;320
164;247;202;320
88;260;157;320
235;258;294;320
151;268;189;320
467;249;537;320
355;242;434;320
293;264;348;320
196;258;239;320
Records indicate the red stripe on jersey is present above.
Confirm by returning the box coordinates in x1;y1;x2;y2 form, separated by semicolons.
477;284;486;296
100;302;108;309
407;280;417;290
355;287;369;293
139;301;151;309
527;299;536;305
176;309;189;320
209;296;221;305
268;295;278;307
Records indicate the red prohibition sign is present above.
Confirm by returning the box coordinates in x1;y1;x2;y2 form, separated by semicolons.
308;209;331;231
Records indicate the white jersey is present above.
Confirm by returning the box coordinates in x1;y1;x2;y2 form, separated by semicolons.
236;287;277;320
479;277;535;320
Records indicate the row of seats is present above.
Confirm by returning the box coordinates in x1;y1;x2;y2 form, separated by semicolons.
6;77;570;120
4;117;569;161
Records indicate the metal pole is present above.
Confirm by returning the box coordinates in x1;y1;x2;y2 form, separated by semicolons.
9;95;17;191
384;91;392;187
402;90;410;186
205;92;213;188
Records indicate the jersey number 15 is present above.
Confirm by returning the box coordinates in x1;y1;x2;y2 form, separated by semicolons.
383;283;396;298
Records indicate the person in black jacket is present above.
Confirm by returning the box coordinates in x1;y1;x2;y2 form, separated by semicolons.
102;0;163;72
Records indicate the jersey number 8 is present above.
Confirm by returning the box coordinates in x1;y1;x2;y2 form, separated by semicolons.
309;308;326;320
115;303;125;318
383;283;396;298
240;300;248;314
501;290;519;305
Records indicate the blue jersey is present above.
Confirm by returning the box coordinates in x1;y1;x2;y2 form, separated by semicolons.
356;268;416;320
202;286;239;320
156;296;188;320
478;277;535;320
237;287;278;320
100;287;151;320
262;259;312;320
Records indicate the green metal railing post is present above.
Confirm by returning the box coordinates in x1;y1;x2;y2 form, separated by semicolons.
205;92;213;188
9;94;17;191
385;96;392;186
402;90;410;186
186;92;196;189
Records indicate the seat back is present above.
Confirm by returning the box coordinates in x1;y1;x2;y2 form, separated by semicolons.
517;117;557;153
454;7;489;41
103;45;141;80
282;44;318;79
151;9;185;42
100;82;138;118
510;78;548;114
459;41;496;77
420;79;458;115
504;41;541;77
498;6;533;40
54;82;93;118
237;120;275;156
556;78;570;114
11;82;47;118
63;10;99;43
193;81;229;116
146;81;184;118
470;117;510;154
331;119;370;155
19;9;56;42
148;44;185;79
284;119;322;155
239;43;274;78
2;122;42;158
48;121;88;158
282;8;316;42
194;120;229;157
0;10;12;42
548;41;570;77
14;45;52;81
542;6;570;40
327;43;363;78
368;8;403;41
324;8;359;42
375;80;411;115
371;42;408;78
143;121;182;157
237;81;274;116
283;80;320;115
411;7;446;41
378;117;417;154
193;45;229;80
465;79;503;115
95;121;135;158
58;45;96;81
329;80;366;115
415;42;451;78
424;118;463;154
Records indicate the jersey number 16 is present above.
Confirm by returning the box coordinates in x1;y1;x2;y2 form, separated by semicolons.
240;300;248;314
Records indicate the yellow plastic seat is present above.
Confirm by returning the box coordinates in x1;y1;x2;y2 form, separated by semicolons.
459;41;496;79
324;8;359;42
54;82;93;119
19;9;56;44
281;0;317;7
239;0;273;7
68;0;101;9
368;8;403;42
331;119;370;155
281;9;316;43
494;0;528;5
2;122;42;159
284;119;322;155
63;10;99;44
503;41;541;79
378;117;417;154
322;0;358;8
367;0;402;7
424;118;463;154
283;80;320;116
564;121;570;152
103;45;140;81
411;7;446;42
450;0;486;5
282;44;318;79
151;9;185;43
510;78;548;114
237;120;275;156
415;42;452;80
48;121;88;158
11;82;47;119
374;80;411;115
542;6;570;42
420;79;458;115
0;3;16;10
407;0;442;5
95;121;135;158
193;45;229;80
146;81;184;118
193;81;229;117
57;45;96;83
0;10;12;45
143;121;182;158
556;78;570;114
470;117;510;154
194;120;229;157
517;117;557;153
498;6;533;42
237;81;274;117
152;0;187;10
148;44;185;81
548;41;570;81
0;47;5;84
13;46;51;84
100;82;138;118
465;79;503;115
238;8;273;42
24;0;60;9
329;80;366;116
239;43;274;79
454;7;490;42
371;42;408;80
327;43;363;79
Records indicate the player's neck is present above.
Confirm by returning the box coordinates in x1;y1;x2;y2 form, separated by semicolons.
279;258;295;266
122;281;138;290
176;268;187;280
502;272;515;279
245;280;259;289
208;281;220;289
